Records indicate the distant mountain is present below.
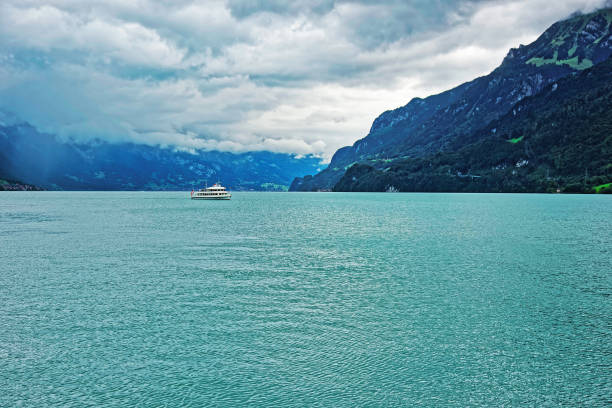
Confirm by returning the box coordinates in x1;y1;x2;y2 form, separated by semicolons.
0;122;322;191
291;8;612;192
0;178;44;191
334;55;612;193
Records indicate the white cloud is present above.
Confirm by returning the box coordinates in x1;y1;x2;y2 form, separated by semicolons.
0;0;609;161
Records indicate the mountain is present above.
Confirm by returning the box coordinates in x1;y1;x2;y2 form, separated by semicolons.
334;55;612;193
291;8;612;192
0;122;322;191
0;178;44;191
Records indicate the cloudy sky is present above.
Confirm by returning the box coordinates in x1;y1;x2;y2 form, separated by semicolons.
0;0;608;159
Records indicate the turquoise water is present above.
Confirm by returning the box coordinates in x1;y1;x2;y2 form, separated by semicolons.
1;192;610;406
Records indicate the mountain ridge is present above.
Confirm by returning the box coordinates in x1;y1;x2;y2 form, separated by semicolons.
333;55;612;193
291;8;612;192
0;121;322;191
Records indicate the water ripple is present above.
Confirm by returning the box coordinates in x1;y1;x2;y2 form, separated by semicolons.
1;192;610;406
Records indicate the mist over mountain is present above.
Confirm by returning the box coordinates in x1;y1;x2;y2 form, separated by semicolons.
0;122;322;191
2;4;611;192
2;1;609;160
291;8;612;193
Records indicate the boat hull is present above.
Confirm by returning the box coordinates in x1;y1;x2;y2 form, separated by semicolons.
191;195;231;200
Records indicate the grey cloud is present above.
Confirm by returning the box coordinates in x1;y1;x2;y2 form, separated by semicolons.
331;0;487;49
228;0;500;49
0;0;609;159
227;0;335;18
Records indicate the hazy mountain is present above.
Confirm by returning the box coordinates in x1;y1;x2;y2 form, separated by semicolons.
291;8;612;192
0;122;322;191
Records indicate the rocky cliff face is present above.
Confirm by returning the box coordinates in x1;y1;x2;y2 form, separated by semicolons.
291;8;612;191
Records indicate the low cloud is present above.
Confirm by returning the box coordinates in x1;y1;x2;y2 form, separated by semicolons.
0;0;608;160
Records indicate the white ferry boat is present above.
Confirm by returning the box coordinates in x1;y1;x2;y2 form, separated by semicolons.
191;183;232;200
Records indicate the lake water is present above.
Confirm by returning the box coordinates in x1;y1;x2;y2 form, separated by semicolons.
1;192;610;406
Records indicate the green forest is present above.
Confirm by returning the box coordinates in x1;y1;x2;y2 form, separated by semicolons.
334;57;612;193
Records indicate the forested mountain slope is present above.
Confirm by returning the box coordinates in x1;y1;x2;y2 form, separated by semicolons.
334;56;612;193
291;8;612;192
